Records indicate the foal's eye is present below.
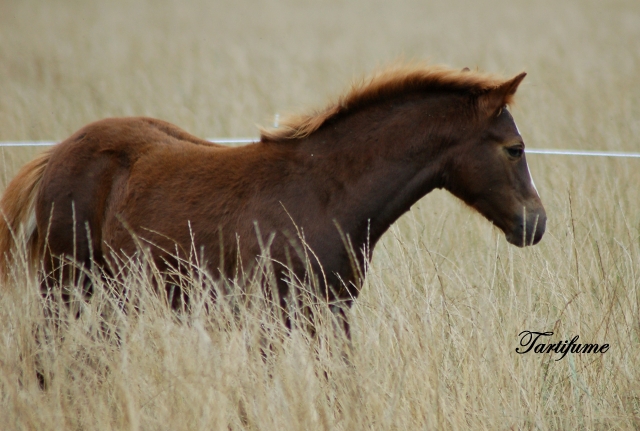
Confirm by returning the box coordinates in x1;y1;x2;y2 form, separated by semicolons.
506;146;524;159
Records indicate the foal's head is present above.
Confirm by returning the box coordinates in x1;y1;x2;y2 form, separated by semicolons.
445;72;546;246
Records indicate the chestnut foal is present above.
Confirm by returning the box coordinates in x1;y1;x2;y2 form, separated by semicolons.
0;64;545;336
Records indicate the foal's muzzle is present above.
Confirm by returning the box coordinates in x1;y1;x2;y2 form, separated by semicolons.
506;209;547;247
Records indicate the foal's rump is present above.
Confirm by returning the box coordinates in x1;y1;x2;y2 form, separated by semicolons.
1;117;225;284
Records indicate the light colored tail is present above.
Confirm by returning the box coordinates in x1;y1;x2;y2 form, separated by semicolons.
0;149;53;281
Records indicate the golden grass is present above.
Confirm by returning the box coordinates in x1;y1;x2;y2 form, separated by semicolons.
1;0;640;429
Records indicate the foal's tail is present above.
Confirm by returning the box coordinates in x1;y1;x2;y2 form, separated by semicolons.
0;149;52;282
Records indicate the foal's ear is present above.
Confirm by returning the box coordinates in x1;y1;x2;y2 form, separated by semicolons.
480;72;527;115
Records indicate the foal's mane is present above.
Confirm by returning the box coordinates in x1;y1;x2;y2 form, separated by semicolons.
260;63;515;142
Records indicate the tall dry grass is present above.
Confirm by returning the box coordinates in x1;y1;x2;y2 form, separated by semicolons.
1;0;640;429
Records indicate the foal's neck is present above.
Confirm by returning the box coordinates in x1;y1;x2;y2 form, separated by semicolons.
298;95;460;251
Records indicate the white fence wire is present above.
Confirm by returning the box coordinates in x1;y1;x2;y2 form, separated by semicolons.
1;140;639;158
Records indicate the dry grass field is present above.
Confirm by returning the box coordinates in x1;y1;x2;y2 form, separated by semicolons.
2;0;640;429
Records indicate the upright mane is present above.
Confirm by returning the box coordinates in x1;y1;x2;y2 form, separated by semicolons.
260;63;517;142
